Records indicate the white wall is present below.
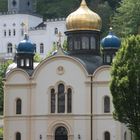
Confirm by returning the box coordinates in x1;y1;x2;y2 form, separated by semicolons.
0;14;66;60
4;57;130;140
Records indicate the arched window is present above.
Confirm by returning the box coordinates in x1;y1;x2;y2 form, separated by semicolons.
7;43;13;53
40;43;44;53
27;1;30;6
104;96;110;113
104;131;110;140
58;84;65;113
55;126;68;140
26;59;29;67
68;37;73;51
50;84;72;114
67;88;72;113
12;0;17;7
33;44;37;52
74;38;80;50
4;30;6;36
21;59;24;67
90;37;96;49
82;36;89;49
16;132;21;140
106;55;111;63
9;30;11;36
16;98;22;114
55;28;58;34
51;88;55;113
13;29;16;36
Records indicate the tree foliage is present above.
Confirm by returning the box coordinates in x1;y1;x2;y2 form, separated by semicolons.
0;0;7;12
110;35;140;138
47;39;68;57
97;2;113;36
112;0;140;37
0;60;12;115
0;128;3;138
103;0;121;9
36;0;80;19
34;53;42;62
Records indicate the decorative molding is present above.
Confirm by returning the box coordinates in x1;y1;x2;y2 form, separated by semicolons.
56;66;64;75
4;113;113;118
4;82;36;87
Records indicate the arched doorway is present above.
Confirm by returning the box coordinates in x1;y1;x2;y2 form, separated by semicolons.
55;126;68;140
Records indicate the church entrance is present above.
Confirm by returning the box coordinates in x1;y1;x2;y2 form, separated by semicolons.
55;126;68;140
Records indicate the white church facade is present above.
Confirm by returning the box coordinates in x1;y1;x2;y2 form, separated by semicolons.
0;0;66;61
4;0;131;140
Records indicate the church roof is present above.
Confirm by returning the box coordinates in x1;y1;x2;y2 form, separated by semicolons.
35;22;46;28
50;47;103;74
17;34;36;54
101;29;121;49
70;54;103;74
50;46;103;74
66;0;102;31
6;62;39;76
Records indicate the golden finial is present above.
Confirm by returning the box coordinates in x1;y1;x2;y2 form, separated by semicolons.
109;27;114;35
109;27;113;31
80;0;87;6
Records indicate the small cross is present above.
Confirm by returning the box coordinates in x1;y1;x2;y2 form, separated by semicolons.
57;31;63;47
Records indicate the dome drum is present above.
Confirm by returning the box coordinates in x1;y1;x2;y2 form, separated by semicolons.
65;30;101;55
102;49;117;64
16;53;34;70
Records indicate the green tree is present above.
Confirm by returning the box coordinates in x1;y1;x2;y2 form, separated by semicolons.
0;60;12;115
34;53;42;62
110;35;140;139
112;0;140;37
104;0;121;9
97;1;113;37
0;0;7;12
47;40;68;57
0;128;3;138
47;42;57;57
36;0;80;19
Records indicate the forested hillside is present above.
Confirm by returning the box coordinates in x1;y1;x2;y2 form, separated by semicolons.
36;0;121;34
0;0;121;35
0;0;7;12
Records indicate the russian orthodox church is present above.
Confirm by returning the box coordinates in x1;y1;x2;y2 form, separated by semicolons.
4;0;131;140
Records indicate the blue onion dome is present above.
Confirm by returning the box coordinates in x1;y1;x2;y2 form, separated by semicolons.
101;28;121;48
17;34;36;53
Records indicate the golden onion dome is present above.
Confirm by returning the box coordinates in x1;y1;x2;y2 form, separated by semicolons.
66;0;102;31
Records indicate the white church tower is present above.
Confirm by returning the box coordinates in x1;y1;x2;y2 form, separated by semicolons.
8;0;36;13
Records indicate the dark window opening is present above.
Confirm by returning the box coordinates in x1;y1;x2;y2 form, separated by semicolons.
58;84;65;113
51;89;55;113
16;98;22;114
67;88;72;113
104;96;110;113
16;132;21;140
